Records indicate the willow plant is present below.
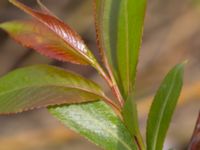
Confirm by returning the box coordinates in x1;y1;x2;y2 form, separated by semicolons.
0;0;186;150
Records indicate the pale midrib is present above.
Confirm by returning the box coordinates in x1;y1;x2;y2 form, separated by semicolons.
80;108;134;150
151;70;179;150
0;84;103;98
124;0;130;93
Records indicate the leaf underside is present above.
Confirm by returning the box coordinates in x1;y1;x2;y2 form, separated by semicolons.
49;101;137;150
0;65;104;114
146;64;184;150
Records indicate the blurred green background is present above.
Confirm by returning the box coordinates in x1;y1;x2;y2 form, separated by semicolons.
0;0;200;149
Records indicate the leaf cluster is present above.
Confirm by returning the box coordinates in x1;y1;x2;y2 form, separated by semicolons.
0;0;186;150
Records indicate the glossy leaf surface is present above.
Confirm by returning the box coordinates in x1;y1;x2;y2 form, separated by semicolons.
0;20;87;64
95;0;147;98
146;64;184;150
0;65;104;114
49;101;137;150
6;0;97;65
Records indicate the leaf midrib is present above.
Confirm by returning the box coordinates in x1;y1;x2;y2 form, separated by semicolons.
124;0;130;93
0;84;104;98
151;69;179;150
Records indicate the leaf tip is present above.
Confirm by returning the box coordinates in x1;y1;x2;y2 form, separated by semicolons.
0;22;9;31
8;0;26;12
182;59;189;65
8;0;16;4
174;61;187;73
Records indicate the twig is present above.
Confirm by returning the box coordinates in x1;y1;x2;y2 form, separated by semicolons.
95;64;124;107
134;136;142;150
188;111;200;150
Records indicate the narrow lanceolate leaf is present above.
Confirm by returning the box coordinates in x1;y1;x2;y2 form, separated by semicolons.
146;63;184;150
49;101;137;150
0;65;105;114
122;94;144;149
95;0;147;98
4;0;97;65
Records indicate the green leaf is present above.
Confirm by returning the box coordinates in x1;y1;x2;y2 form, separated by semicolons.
0;65;105;114
146;63;184;150
122;93;145;149
48;101;137;150
95;0;147;98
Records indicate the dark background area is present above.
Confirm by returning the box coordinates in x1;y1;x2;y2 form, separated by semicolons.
0;0;200;149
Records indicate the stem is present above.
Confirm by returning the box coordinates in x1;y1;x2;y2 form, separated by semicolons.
135;135;145;150
104;58;124;106
188;111;200;150
93;2;124;107
103;96;121;115
134;136;142;150
95;63;124;108
102;60;146;150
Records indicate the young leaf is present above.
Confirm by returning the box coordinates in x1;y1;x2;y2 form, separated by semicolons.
0;20;88;64
49;101;137;150
146;63;184;150
0;65;105;114
122;94;144;150
5;0;97;66
95;0;147;98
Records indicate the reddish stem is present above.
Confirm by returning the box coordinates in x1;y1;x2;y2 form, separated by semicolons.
134;136;142;150
95;64;124;108
103;96;121;114
93;0;124;107
188;111;200;150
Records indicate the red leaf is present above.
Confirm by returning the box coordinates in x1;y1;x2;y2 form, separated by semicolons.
7;0;97;65
0;20;88;64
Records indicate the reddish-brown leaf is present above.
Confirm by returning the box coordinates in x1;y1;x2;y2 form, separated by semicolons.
6;0;97;65
0;20;88;64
